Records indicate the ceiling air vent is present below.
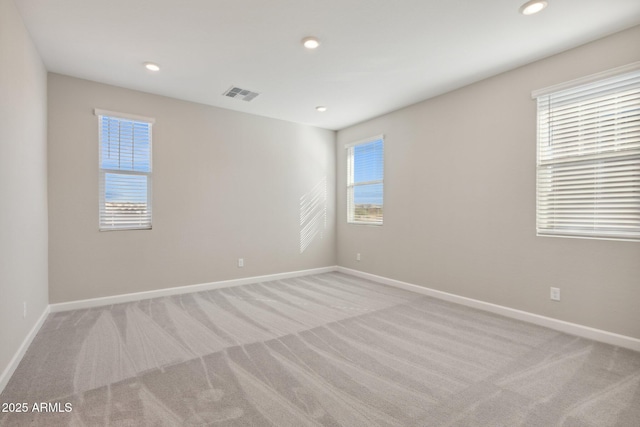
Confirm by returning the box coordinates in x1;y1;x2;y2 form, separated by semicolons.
223;86;260;102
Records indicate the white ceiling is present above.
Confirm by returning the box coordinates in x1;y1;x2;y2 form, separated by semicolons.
15;0;640;130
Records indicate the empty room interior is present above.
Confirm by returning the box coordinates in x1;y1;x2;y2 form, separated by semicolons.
2;0;640;425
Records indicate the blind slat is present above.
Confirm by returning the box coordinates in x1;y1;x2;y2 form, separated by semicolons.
536;67;640;240
347;137;384;224
99;114;153;231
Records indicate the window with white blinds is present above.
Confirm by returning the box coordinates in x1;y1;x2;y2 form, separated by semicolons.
534;64;640;241
96;109;154;231
347;136;384;225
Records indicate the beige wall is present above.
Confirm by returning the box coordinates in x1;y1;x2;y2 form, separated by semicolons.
337;25;640;339
48;74;336;303
0;0;49;380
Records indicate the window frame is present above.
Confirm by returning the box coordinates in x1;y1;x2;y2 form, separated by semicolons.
95;109;155;232
346;135;384;226
532;62;640;242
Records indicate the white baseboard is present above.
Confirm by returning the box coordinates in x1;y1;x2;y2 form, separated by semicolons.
0;304;50;394
50;266;338;313
337;266;640;353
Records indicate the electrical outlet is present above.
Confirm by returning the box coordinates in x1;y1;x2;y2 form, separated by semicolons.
23;302;27;318
238;258;244;268
356;253;361;261
550;287;561;301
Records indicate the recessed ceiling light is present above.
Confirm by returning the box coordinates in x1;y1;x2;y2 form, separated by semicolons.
302;37;320;49
316;106;327;112
144;62;160;71
520;0;548;15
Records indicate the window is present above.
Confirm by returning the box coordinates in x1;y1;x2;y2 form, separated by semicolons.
533;64;640;241
347;135;384;224
95;109;154;231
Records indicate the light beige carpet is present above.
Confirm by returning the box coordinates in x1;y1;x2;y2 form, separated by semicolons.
1;272;639;426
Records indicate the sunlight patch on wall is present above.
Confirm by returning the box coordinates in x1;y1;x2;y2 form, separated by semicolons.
300;177;327;253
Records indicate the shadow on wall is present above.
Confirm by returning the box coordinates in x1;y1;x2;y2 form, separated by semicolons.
299;177;327;253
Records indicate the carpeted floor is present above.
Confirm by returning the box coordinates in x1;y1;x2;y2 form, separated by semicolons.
1;272;639;426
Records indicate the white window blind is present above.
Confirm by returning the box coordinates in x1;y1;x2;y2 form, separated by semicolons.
96;110;153;231
535;65;640;241
347;136;384;224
